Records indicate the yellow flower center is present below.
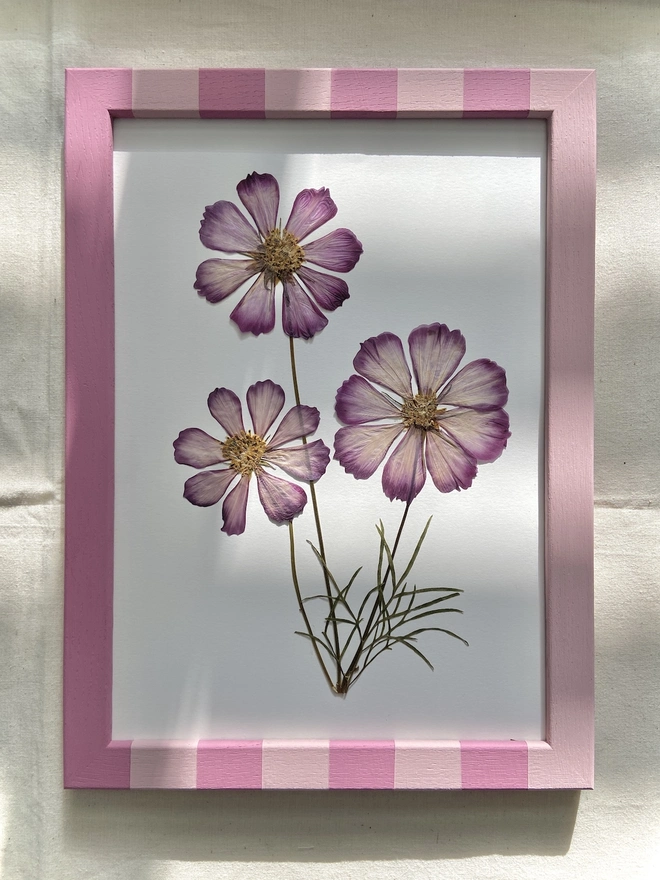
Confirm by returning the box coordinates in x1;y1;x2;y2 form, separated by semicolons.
221;430;268;476
401;393;445;430
253;228;305;281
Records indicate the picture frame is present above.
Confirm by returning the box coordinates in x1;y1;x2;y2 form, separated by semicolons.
64;67;595;789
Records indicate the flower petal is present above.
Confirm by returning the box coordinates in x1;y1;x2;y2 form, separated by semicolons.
353;332;413;398
208;387;244;436
438;408;510;463
256;471;307;523
408;323;466;396
194;259;257;303
183;468;237;507
221;475;251;535
285;187;337;241
425;429;477;493
236;172;280;238
382;428;427;502
230;274;276;335
296;265;349;312
265;439;331;482
268;405;321;448
199;201;261;253
333;423;404;480
174;428;225;468
335;375;401;425
437;358;509;410
246;379;286;437
303;228;363;272
281;275;328;339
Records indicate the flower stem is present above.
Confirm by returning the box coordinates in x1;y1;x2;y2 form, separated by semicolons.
339;500;412;691
288;522;335;693
288;336;343;690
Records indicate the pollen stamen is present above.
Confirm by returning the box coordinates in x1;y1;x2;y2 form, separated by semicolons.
221;430;268;476
401;394;445;430
251;228;305;282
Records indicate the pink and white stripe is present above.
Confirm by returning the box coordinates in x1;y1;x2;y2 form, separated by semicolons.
65;68;595;790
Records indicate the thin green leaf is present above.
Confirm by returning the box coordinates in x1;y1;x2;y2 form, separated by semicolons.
397;638;435;670
339;624;363;660
375;522;397;590
376;520;385;586
294;631;339;661
388;596;464;622
355;581;388;623
394;587;463;598
393;516;433;589
398;626;470;647
307;542;362;623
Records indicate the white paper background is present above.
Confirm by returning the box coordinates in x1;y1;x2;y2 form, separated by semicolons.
112;118;545;740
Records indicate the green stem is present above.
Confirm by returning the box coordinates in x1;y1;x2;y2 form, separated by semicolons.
339;500;412;691
288;336;343;689
288;522;335;693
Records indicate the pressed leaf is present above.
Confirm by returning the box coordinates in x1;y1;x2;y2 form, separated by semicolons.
395;587;463;597
395;516;433;588
388;596;464;622
294;631;339;661
397;639;435;670
399;626;470;647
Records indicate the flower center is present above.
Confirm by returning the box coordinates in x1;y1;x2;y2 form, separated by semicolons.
221;430;268;476
401;393;444;430
254;228;305;281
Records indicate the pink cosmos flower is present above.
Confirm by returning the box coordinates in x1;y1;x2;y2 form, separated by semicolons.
174;380;330;535
334;324;510;502
194;172;363;339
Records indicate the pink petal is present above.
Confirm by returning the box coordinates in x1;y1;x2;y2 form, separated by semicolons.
437;359;509;410
438;407;510;463
281;275;328;339
269;405;320;448
194;259;257;303
303;228;363;272
285;187;337;241
265;439;331;482
246;379;286;437
335;375;401;425
425;429;477;493
236;172;280;238
296;265;349;312
256;471;307;523
230;275;276;336
221;475;251;535
208;387;244;436
174;428;225;468
333;423;404;480
183;468;237;507
353;332;413;398
381;428;427;502
408;323;466;396
199;201;261;253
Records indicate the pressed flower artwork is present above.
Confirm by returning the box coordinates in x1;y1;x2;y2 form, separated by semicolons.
174;380;330;535
334;324;511;501
195;172;363;338
113;122;545;738
177;175;511;696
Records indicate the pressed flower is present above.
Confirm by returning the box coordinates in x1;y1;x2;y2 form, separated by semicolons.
194;172;363;339
334;324;511;502
174;380;330;535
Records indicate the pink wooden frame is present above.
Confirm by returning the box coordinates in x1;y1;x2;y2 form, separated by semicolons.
64;68;595;790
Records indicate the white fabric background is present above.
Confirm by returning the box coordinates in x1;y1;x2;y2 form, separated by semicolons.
1;0;658;877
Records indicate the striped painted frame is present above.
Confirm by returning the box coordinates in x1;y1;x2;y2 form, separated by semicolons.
64;68;595;790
